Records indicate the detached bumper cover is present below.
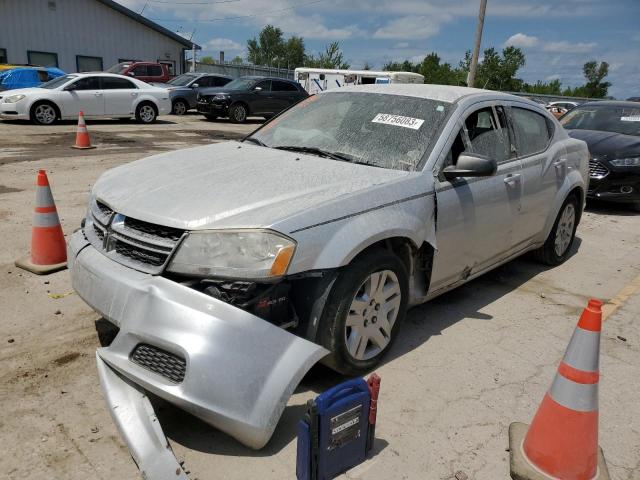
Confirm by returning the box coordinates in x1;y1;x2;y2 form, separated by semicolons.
68;230;328;449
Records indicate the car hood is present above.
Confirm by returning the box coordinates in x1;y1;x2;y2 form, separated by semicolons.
567;129;640;161
0;87;46;96
93;141;412;231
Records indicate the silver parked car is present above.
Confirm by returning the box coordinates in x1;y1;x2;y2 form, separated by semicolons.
151;72;232;115
68;85;588;466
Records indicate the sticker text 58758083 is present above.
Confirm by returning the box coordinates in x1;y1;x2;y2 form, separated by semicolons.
372;113;425;130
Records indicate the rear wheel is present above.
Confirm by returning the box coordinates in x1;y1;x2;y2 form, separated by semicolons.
136;103;157;124
533;195;579;265
318;249;408;375
31;102;58;125
172;99;188;115
229;103;247;123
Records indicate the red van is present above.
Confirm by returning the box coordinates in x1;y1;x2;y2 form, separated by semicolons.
106;62;170;83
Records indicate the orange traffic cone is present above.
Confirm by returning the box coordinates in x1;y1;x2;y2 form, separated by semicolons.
71;111;95;149
509;299;610;480
15;170;67;274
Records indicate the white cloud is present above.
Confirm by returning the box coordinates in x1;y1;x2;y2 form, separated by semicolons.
394;42;410;49
543;41;597;53
373;14;452;40
204;38;243;52
504;33;539;48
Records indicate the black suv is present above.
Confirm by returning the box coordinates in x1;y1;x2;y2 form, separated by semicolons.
197;76;308;123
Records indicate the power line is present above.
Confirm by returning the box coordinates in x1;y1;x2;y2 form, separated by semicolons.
148;0;323;22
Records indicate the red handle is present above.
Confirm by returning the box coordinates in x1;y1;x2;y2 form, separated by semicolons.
367;373;381;425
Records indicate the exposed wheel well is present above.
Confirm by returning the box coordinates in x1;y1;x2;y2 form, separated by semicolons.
568;186;584;223
230;101;250;115
30;100;60;120
137;100;158;113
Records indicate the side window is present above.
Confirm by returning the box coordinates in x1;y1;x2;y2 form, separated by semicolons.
147;65;163;77
194;76;210;87
101;77;136;89
71;77;101;90
254;80;271;92
272;80;298;92
511;107;552;156
216;77;232;87
463;107;509;163
443;130;467;168
131;65;147;76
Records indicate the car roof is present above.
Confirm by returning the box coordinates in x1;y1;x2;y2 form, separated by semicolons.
577;100;640;108
321;83;522;104
239;76;297;82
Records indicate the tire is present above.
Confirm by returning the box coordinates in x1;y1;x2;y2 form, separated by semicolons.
229;103;247;123
31;102;58;125
318;249;409;375
135;102;158;124
172;99;188;115
533;195;579;265
204;114;218;121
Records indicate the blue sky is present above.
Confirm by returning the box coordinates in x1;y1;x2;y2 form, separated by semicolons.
120;0;640;99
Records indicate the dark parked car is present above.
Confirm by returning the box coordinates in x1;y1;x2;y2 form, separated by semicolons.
561;101;640;210
152;72;232;115
197;76;308;123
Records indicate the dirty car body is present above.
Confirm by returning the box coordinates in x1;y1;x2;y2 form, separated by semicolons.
68;85;589;463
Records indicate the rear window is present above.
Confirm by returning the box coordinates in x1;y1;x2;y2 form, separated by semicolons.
511;107;552;156
147;65;163;77
102;77;136;89
272;80;298;92
106;62;131;74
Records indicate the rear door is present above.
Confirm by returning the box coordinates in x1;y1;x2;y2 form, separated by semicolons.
507;105;562;247
271;80;302;112
430;104;522;292
61;76;104;117
129;64;148;81
101;76;139;116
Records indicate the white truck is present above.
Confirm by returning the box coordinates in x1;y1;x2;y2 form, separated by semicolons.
294;68;424;94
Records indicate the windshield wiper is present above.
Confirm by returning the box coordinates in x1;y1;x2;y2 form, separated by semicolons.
273;145;367;164
244;137;268;147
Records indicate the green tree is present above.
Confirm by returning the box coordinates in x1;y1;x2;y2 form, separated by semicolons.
474;46;525;91
231;55;243;64
522;79;563;95
582;60;611;98
306;42;350;69
247;25;285;65
200;55;215;65
418;52;466;85
284;36;306;68
363;62;372;70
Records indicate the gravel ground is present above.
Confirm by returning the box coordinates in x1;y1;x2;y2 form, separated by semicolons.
0;115;639;480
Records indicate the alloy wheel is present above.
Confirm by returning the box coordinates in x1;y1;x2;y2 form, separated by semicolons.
554;203;575;256
139;105;155;123
34;105;56;124
345;270;401;361
233;105;247;122
173;101;187;115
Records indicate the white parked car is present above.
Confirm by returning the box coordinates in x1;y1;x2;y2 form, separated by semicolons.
0;72;171;125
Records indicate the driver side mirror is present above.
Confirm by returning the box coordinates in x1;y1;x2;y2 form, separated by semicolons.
127;72;135;77
64;84;77;91
191;83;199;88
253;86;263;92
442;153;497;180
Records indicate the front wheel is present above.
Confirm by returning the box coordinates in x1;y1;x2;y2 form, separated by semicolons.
172;99;188;115
229;103;247;123
318;249;408;375
136;103;157;124
533;195;579;265
31;102;58;125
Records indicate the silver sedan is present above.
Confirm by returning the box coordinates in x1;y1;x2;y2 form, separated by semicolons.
68;84;589;472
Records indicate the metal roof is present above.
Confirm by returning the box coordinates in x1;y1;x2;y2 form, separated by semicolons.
322;84;520;103
96;0;200;49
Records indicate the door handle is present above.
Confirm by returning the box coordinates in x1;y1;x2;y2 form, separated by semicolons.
130;92;138;97
504;173;521;186
94;92;103;97
554;158;567;171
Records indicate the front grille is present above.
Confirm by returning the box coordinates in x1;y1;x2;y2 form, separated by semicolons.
131;344;186;383
124;217;184;242
85;199;185;274
589;159;609;179
115;241;167;266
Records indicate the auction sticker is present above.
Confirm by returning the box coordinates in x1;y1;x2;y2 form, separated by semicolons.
621;115;640;122
372;113;424;130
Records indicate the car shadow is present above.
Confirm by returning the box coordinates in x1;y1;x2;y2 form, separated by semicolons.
0;118;177;126
585;199;638;216
198;117;264;125
152;237;581;458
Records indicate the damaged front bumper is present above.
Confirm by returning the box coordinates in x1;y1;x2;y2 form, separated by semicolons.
68;230;328;450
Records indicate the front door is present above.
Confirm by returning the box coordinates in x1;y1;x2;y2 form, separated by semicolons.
430;104;523;292
62;76;104;117
250;80;274;114
101;76;139;116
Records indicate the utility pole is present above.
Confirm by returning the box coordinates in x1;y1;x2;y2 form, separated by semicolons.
191;42;196;72
467;0;487;88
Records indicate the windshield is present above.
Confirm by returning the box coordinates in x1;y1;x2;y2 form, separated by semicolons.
221;78;257;90
168;74;198;86
106;62;130;74
41;74;77;89
249;92;452;171
561;104;640;137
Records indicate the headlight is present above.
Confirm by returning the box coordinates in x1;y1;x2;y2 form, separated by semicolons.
214;94;230;100
167;230;296;279
610;157;640;167
4;94;26;103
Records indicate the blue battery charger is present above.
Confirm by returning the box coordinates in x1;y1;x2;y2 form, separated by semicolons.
296;376;379;480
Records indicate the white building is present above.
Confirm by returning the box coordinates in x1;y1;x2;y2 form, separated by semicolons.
0;0;199;75
294;68;424;95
